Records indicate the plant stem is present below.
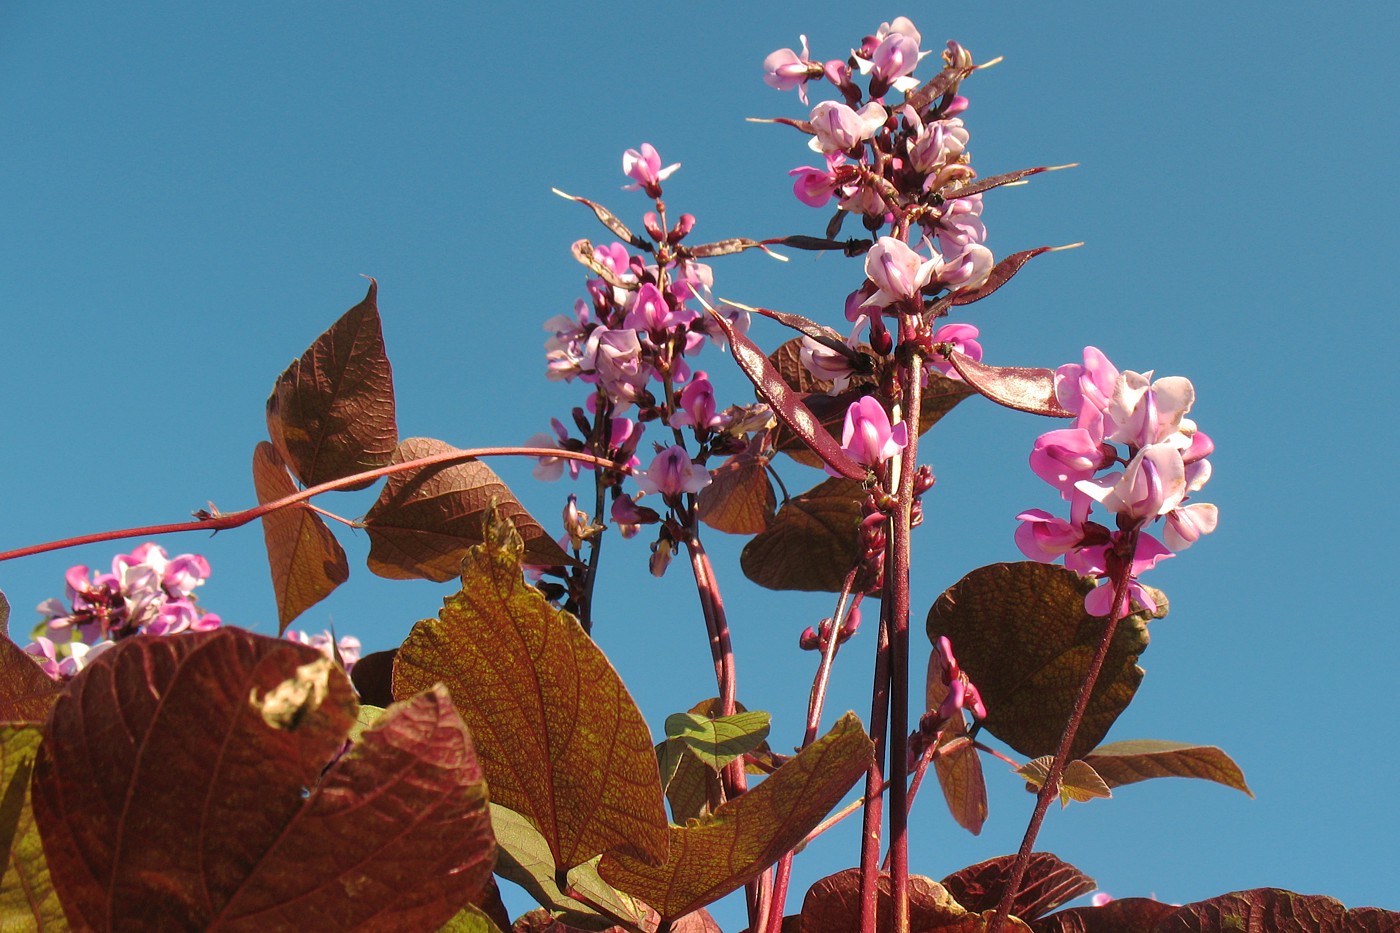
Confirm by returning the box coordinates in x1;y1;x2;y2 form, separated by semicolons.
986;532;1140;933
0;446;623;564
858;608;891;933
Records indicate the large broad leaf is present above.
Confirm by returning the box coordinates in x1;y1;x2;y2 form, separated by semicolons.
1081;740;1252;797
925;649;987;835
393;516;667;872
696;455;775;534
599;712;873;921
0;600;62;722
1028;897;1177;933
0;725;63;928
1155;888;1400;931
926;562;1153;759
265;280;398;489
489;804;657;933
741;478;866;592
941;853;1095;922
800;868;1033;933
31;629;494;931
364;437;574;581
252;441;350;631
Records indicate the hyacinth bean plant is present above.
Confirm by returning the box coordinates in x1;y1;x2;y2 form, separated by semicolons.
0;15;1393;933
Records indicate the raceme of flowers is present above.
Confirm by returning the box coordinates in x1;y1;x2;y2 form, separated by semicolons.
1015;348;1218;616
25;543;361;680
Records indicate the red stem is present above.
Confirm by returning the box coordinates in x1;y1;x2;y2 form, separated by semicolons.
0;446;621;564
986;532;1140;933
857;608;891;933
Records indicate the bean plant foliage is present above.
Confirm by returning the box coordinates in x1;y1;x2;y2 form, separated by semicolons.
0;14;1395;933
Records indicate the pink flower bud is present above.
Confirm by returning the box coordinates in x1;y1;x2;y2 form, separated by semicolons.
832;397;908;475
621;143;680;195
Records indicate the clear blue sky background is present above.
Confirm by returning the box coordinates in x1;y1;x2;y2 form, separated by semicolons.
3;2;1397;928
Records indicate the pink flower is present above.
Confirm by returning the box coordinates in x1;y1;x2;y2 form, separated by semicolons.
524;417;577;482
763;35;816;103
788;153;848;208
808;101;887;153
623;282;696;333
621;143;680;195
582;328;651;407
1163;502;1219;551
670;372;726;431
832;397;908;475
925;322;982;380
1077;443;1188;526
908;118;969;174
1029;427;1108;497
285;629;362;672
862;236;938;310
635;446;712;498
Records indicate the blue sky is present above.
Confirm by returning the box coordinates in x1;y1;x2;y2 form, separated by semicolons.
3;2;1397;927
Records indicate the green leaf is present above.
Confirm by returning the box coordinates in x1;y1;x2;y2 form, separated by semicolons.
663;710;771;771
393;514;668;872
741;478;866;592
0;725;64;930
364;437;574;582
599;712;873;921
926;562;1154;759
1082;739;1253;797
1017;757;1113;807
436;902;506;932
265;279;398;489
348;703;385;743
489;804;656;933
252;440;350;631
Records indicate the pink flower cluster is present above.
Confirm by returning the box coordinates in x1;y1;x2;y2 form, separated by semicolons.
284;628;362;672
1016;348;1218;616
27;543;223;678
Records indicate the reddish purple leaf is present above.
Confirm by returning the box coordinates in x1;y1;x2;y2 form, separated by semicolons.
926;650;987;835
1029;897;1176;933
0;612;62;723
31;629;494;931
1082;740;1252;797
940;853;1096;922
349;647;398;708
704;309;866;480
740;478;866;593
801;868;1015;932
265;280;398;489
252;441;350;632
945;351;1074;418
1156;888;1400;932
697;455;776;534
364;437;574;582
926;562;1152;759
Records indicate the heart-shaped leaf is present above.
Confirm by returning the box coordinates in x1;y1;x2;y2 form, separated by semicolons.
663;710;771;771
0;725;63;928
265;280;398;489
31;629;494;931
1154;888;1400;931
364;437;573;581
252;441;350;631
697;455;776;534
599;712;873;921
800;868;1027;933
393;515;668;872
1017;757;1113;807
940;853;1095;922
741;478;866;592
1081;740;1253;797
926;651;987;835
1029;897;1177;933
926;562;1151;759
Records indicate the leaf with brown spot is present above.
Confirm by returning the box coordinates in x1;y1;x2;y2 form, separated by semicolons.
364;437;573;581
1017;757;1113;807
697;455;776;534
265;280;398;489
926;562;1152;759
944;352;1074;418
252;441;350;631
1081;740;1253;797
0;596;62;723
31;629;494;931
598;712;873;921
741;478;865;592
0;725;63;929
1155;888;1400;931
393;516;668;872
941;853;1095;922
